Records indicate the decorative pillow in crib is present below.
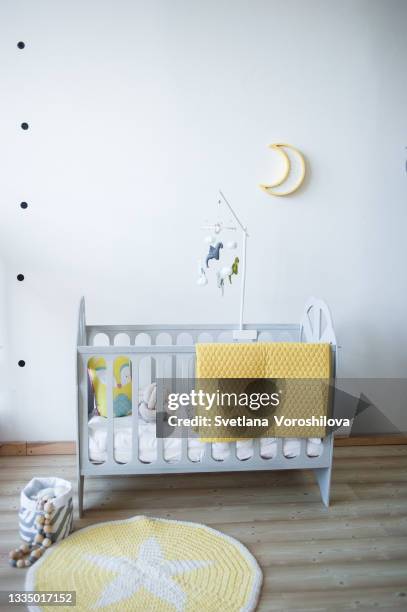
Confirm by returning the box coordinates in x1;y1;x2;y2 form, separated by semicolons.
88;356;132;417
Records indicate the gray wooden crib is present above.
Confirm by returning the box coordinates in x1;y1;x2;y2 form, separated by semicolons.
76;297;337;516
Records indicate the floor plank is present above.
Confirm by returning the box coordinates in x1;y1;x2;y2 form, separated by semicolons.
0;446;406;611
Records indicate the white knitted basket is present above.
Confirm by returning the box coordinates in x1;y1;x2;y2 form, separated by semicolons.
19;477;73;543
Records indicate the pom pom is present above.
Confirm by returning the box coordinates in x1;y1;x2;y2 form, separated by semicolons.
36;515;45;525
30;548;42;559
9;549;22;560
9;559;17;567
44;502;54;513
24;559;32;567
42;538;52;548
16;559;25;569
34;533;44;544
44;525;52;534
19;543;31;554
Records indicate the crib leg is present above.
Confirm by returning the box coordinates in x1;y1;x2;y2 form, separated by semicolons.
314;466;332;507
78;475;84;518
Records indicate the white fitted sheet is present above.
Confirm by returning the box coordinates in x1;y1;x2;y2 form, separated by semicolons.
88;416;323;464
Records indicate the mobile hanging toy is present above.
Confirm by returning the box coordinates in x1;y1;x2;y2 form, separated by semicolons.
229;256;239;283
206;242;223;268
196;260;208;286
196;190;256;340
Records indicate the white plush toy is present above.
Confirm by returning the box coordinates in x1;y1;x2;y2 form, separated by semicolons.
138;382;157;422
196;260;208;286
216;266;232;296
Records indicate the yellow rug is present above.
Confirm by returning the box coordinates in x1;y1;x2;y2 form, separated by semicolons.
25;516;262;611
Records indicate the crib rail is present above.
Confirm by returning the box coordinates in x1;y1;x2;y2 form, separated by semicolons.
78;346;198;354
79;442;334;476
84;323;300;348
77;347;334;476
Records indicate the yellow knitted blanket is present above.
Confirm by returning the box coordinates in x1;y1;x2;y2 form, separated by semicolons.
195;342;332;438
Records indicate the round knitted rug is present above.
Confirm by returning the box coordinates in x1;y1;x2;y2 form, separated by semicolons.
25;515;262;611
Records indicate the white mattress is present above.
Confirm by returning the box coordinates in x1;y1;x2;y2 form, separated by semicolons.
88;416;323;463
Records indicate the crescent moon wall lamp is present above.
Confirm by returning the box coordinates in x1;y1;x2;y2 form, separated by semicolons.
259;143;306;196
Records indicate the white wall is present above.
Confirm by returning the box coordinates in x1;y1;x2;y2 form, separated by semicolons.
0;257;11;438
0;0;406;440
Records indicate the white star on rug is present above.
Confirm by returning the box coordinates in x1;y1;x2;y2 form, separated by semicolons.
83;536;213;610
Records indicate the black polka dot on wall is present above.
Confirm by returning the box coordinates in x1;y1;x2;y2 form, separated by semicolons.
17;48;28;377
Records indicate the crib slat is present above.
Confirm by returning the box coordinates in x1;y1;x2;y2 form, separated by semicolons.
201;442;212;465
181;435;188;462
229;441;237;463
156;426;164;463
106;358;114;465
131;357;140;463
171;354;176;383
276;437;283;458
151;356;156;384
253;437;261;459
79;355;91;467
181;356;188;379
188;355;195;380
179;361;190;463
155;356;165;464
300;438;307;458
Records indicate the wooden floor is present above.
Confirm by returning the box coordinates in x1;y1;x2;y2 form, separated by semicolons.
1;446;407;611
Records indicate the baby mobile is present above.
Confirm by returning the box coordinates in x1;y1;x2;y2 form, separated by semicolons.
197;190;255;340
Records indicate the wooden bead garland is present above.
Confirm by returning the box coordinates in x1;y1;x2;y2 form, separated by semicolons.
8;495;56;569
